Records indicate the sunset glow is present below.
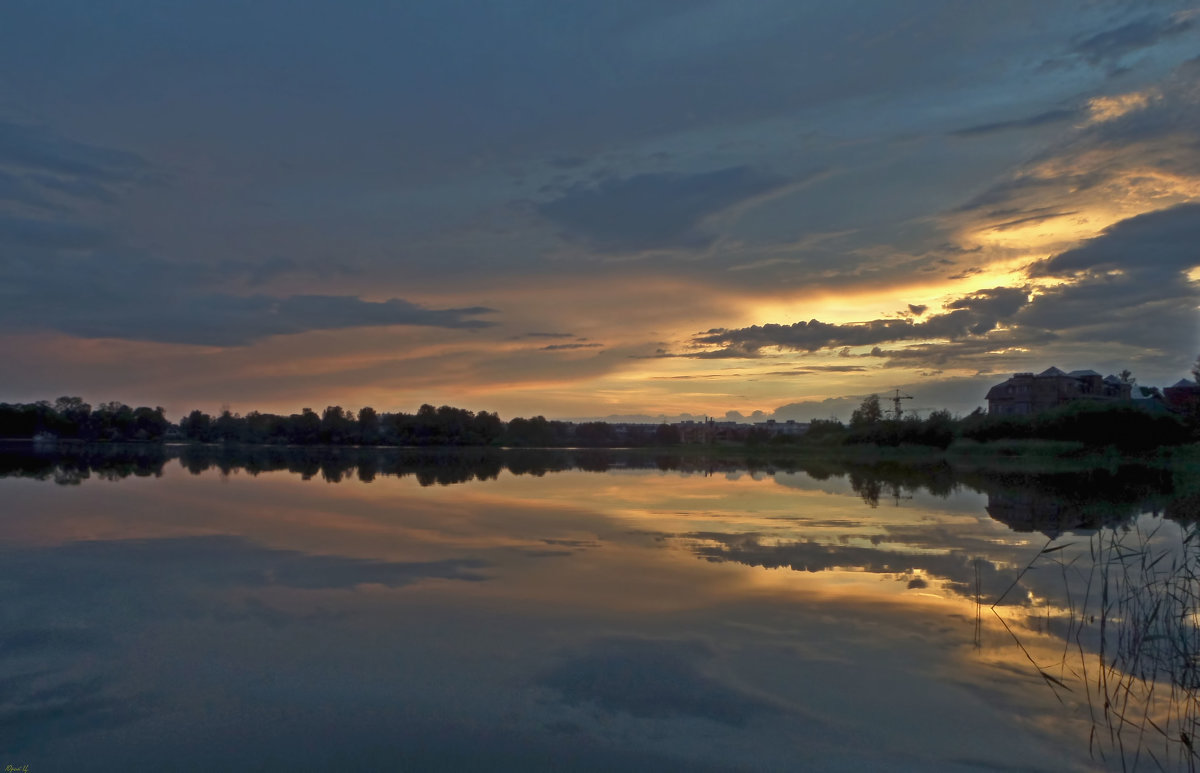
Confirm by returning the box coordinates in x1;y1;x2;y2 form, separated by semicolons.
1;3;1197;421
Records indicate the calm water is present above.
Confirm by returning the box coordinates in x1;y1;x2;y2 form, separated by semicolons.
3;444;1200;771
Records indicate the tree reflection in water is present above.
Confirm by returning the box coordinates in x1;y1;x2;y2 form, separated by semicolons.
5;440;1200;769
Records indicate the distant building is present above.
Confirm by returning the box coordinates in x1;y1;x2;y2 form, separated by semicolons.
757;419;809;437
1164;379;1200;414
674;418;754;443
985;366;1132;416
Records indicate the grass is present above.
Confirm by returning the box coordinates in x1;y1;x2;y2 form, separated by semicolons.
997;520;1200;771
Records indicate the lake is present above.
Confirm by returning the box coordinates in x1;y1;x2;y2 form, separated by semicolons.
3;444;1199;771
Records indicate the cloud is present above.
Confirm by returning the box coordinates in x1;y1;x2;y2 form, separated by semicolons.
540;343;604;351
1069;13;1195;67
0;214;112;249
0;534;489;752
0;121;152;185
894;207;1198;372
515;332;577;340
54;292;495;347
539;636;782;726
219;256;382;291
1;669;151;753
950;108;1078;137
680;532;1011;601
1086;90;1159;123
4;535;490;596
952;57;1200;240
0;121;157;224
1029;202;1200;277
0;241;496;346
537;166;787;252
686;286;1031;357
671;201;1196;378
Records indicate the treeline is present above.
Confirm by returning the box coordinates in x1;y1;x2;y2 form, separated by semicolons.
780;395;1197;452
179;404;506;446
3;392;1196;452
0;397;682;448
177;405;681;447
0;397;169;442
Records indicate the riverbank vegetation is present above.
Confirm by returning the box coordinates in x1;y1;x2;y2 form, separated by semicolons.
1;391;1197;457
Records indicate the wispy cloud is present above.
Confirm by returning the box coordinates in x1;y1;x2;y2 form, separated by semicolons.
537;166;787;252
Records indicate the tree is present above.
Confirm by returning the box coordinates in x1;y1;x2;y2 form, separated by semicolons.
1119;369;1134;384
357;406;379;444
214;409;241;442
1193;354;1200;385
654;423;680;445
849;394;883;427
180;409;213;441
293;408;321;444
320;405;352;443
132;406;169;440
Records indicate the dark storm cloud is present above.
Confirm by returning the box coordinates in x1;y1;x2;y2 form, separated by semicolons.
950;108;1079;137
687;287;1031;357
537;166;787;252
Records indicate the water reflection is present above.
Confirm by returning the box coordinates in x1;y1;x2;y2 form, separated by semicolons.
993;519;1200;771
2;442;1199;770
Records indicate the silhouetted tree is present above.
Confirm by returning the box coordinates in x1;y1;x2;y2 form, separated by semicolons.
654;423;681;445
293;408;321;444
180;409;214;441
357;406;379;444
320;405;353;444
213;409;241;443
850;395;882;427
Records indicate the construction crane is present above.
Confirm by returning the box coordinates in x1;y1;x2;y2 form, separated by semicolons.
887;389;914;420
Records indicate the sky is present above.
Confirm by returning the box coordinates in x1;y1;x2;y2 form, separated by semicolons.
1;0;1198;422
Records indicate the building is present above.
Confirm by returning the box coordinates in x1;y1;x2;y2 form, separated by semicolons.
1164;379;1200;414
985;366;1132;416
757;419;809;437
